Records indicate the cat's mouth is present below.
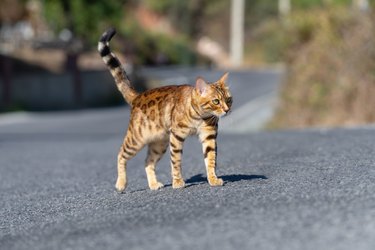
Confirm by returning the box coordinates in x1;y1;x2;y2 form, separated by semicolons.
215;110;231;118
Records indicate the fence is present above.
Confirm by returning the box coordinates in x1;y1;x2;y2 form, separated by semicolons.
0;70;123;110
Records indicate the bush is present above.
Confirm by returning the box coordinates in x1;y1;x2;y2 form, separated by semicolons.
119;22;200;66
245;19;287;64
269;8;375;128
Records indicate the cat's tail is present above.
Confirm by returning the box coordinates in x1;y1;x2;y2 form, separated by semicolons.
98;28;138;105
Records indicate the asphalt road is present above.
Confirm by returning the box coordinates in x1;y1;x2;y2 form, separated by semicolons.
1;69;375;250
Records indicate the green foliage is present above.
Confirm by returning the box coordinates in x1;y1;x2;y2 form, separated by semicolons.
43;0;66;31
292;0;324;9
142;0;176;14
44;0;124;46
43;0;199;64
245;19;287;64
119;22;197;65
245;0;278;26
143;0;229;38
291;0;353;9
244;0;373;64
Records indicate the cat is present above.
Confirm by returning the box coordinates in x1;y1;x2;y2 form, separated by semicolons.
98;28;232;192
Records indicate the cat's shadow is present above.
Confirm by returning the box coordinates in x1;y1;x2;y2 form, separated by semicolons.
184;173;267;187
128;173;268;193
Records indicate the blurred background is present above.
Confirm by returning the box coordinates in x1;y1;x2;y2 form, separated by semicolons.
0;0;374;130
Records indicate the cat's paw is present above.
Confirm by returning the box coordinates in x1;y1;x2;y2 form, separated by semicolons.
115;178;127;193
172;178;186;189
208;177;224;186
149;181;164;190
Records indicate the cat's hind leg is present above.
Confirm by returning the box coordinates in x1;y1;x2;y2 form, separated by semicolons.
116;130;144;193
145;139;169;190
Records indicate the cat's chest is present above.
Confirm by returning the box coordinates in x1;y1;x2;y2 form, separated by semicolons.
173;120;201;136
186;126;198;135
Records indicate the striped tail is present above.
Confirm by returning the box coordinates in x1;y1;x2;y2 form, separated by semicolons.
98;28;138;105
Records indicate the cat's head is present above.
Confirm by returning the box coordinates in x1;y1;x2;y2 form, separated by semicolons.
195;73;233;117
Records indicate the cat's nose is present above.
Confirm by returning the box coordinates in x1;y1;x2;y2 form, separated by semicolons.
223;107;230;113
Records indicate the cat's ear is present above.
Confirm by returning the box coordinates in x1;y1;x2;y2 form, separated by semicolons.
218;72;229;85
196;77;209;96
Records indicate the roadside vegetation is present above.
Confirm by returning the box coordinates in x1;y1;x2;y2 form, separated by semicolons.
43;0;199;65
268;7;375;128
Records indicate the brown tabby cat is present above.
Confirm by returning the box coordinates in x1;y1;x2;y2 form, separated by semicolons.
98;28;232;192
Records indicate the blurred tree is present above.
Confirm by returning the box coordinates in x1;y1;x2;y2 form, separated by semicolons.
0;0;26;24
44;0;124;46
143;0;225;39
44;0;125;106
291;0;355;8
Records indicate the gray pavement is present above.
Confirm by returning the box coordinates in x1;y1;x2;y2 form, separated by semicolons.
1;69;375;250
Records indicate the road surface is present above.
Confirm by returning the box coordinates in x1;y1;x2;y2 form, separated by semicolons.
1;69;375;250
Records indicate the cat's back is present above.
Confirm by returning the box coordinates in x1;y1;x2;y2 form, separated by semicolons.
131;84;192;109
129;84;193;133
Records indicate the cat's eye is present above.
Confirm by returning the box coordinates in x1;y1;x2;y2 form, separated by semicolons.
226;97;232;104
212;99;220;105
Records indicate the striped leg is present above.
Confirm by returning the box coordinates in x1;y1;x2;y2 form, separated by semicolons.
116;131;144;192
199;128;223;186
145;139;169;190
170;132;185;188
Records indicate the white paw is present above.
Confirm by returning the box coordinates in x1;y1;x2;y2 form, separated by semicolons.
149;182;164;190
115;178;126;193
172;179;186;189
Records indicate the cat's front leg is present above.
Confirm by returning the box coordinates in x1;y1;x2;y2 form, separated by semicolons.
169;131;186;188
199;127;223;186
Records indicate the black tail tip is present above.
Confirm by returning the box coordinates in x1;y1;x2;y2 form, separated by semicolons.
100;27;116;42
